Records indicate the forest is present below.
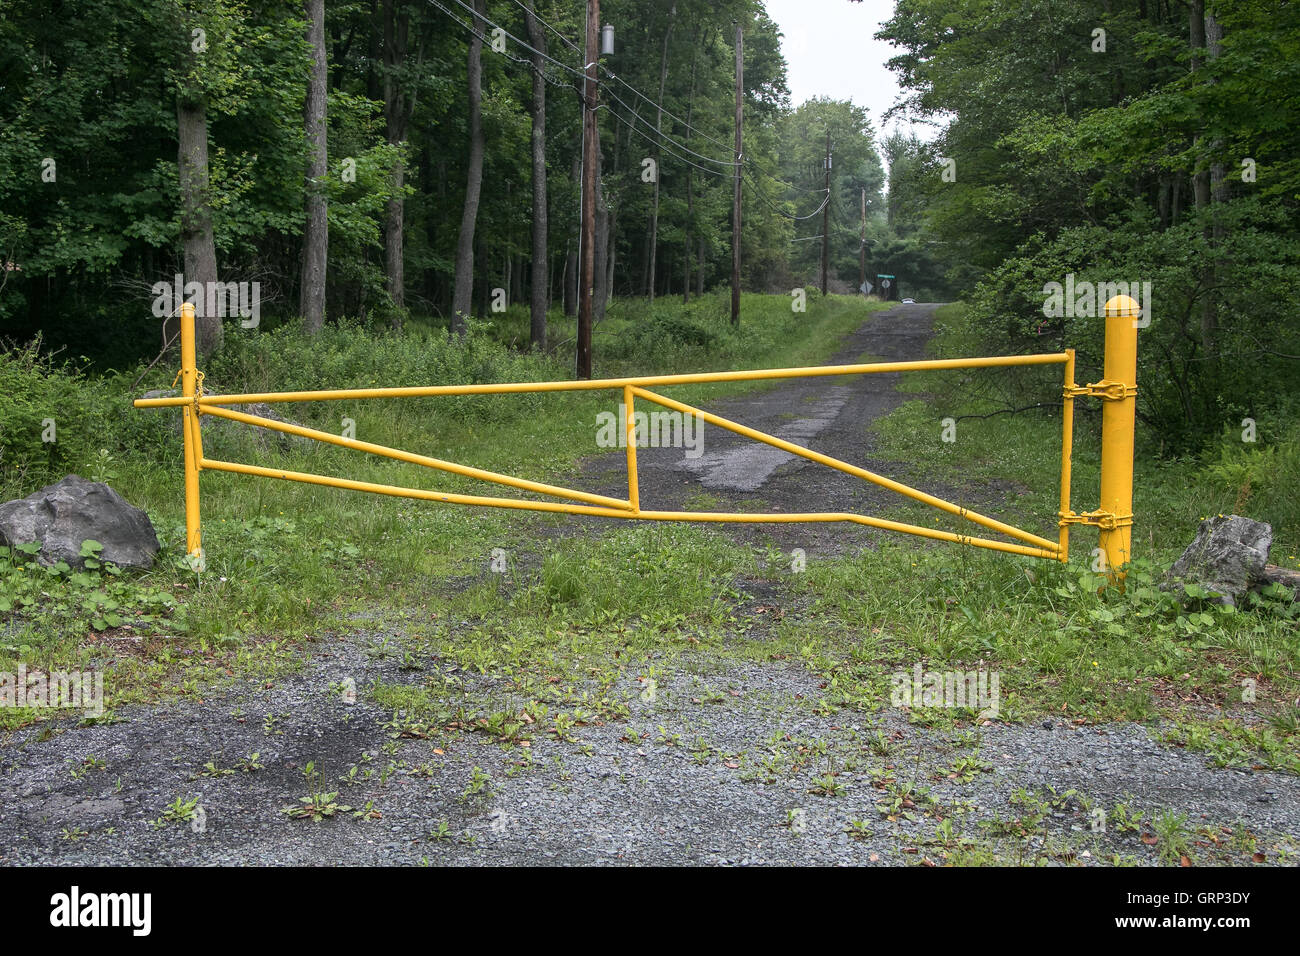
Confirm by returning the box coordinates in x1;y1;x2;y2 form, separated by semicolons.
1;0;1297;464
1;1;1299;872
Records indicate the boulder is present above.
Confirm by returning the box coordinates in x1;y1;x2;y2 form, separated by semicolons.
1165;515;1272;606
0;475;159;570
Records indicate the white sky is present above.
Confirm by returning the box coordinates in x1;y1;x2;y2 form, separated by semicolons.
762;0;940;143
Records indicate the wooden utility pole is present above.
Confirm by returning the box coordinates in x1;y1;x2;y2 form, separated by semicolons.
820;131;830;296
858;187;865;294
730;22;742;326
577;0;599;379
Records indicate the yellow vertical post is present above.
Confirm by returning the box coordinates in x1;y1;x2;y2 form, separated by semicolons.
179;301;202;559
623;385;640;512
1099;295;1139;580
1058;348;1076;562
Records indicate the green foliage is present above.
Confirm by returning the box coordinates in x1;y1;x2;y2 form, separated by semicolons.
204;318;566;427
961;198;1300;452
0;541;184;636
0;339;180;493
522;523;744;628
879;0;1300;452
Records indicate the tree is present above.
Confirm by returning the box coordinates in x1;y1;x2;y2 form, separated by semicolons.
172;3;239;358
382;0;430;324
524;1;548;350
645;4;677;303
300;0;329;335
451;0;486;335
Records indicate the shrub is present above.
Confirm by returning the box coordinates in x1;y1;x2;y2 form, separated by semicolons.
203;318;569;428
0;340;112;491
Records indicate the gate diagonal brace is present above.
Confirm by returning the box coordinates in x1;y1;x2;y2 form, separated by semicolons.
1063;380;1137;401
1058;510;1134;531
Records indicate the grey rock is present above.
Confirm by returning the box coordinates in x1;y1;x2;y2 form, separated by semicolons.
0;474;160;570
1166;514;1272;606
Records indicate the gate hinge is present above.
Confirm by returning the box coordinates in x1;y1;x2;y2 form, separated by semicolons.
1063;380;1137;401
1059;510;1134;531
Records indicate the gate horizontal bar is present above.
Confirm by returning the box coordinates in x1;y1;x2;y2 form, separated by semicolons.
197;457;1062;560
133;352;1069;408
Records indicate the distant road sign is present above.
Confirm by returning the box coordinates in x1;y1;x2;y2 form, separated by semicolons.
860;281;873;294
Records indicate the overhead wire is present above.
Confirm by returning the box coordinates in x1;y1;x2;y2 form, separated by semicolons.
423;0;839;224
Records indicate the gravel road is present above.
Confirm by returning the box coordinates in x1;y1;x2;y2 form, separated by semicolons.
3;303;1296;866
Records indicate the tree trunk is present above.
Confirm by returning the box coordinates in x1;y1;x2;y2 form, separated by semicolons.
646;6;676;305
697;232;705;297
563;240;575;316
451;0;486;334
176;97;223;357
367;0;381;103
565;149;580;316
1204;8;1226;360
382;0;415;325
300;0;329;335
606;204;617;309
1189;1;1215;357
594;131;610;322
524;2;548;350
683;49;698;304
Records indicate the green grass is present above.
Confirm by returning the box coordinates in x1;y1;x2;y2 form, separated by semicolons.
814;301;1300;768
0;292;885;726
3;293;1296;789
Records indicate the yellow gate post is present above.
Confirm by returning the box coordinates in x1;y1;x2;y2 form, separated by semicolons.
1098;294;1139;580
179;302;202;560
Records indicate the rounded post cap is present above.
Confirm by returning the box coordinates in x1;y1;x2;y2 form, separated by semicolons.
1104;294;1140;318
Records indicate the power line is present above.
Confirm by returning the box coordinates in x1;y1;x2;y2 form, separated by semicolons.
422;0;829;217
599;82;740;167
506;0;581;54
596;104;735;180
748;162;829;194
437;0;588;80
743;172;830;220
599;63;735;155
424;0;736;181
423;0;582;94
435;0;759;176
506;0;741;162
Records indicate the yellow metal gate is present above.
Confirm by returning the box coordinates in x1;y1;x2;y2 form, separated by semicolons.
136;298;1139;578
